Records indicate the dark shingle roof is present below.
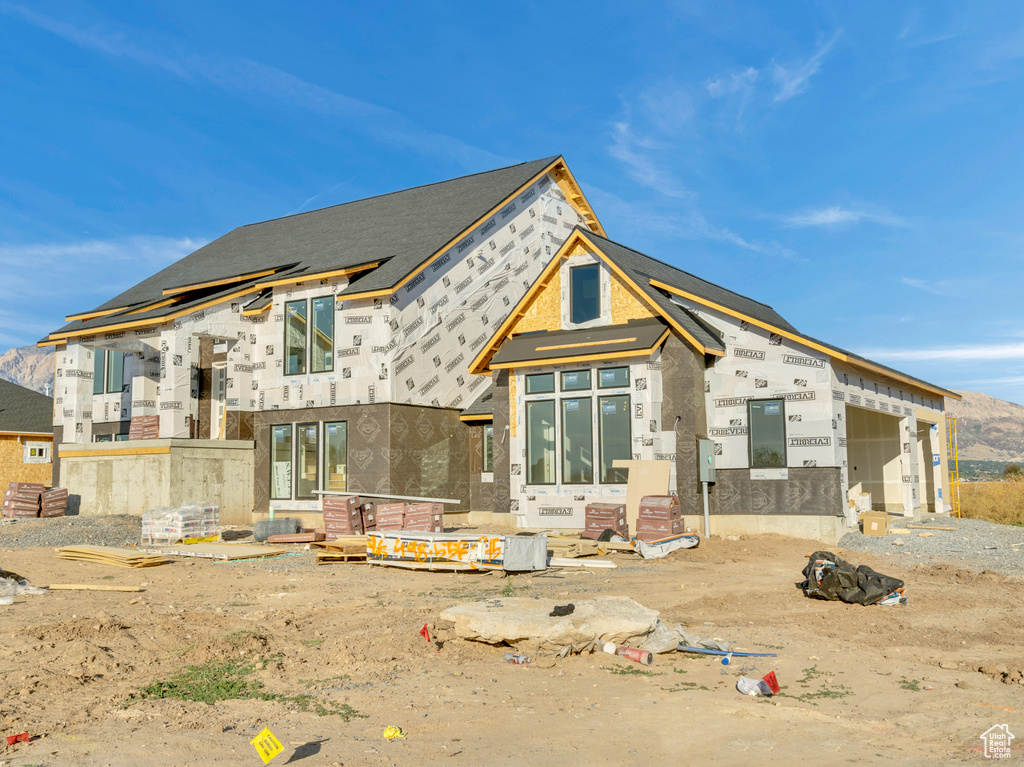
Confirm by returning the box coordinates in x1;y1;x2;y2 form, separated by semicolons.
582;230;797;334
460;382;494;418
0;379;53;434
492;318;669;366
53;156;561;336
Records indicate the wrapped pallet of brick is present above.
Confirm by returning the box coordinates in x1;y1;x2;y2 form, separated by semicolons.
2;482;43;518
40;487;69;518
581;502;628;539
403;502;443;533
375;502;406;531
359;502;376;533
323;495;362;539
128;414;160;440
635;495;685;542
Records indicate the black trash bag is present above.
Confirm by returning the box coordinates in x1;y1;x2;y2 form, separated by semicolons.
801;550;904;606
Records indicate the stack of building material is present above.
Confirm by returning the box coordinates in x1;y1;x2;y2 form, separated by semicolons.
141;503;219;545
55;545;169;568
266;531;326;543
582;502;628;539
312;537;368;564
40;487;69;517
2;482;43;518
635;495;685;542
375;503;406;531
128;415;160;440
323;495;363;539
403;502;444;532
360;502;376;533
374;503;405;531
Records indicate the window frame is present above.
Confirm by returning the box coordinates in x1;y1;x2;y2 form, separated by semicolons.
93;350;105;395
284;299;309;377
525;399;557;485
105;350;125;394
569;263;601;324
748;398;788;469
310;294;335;374
597;394;631;484
269;424;294;500
525;372;555;394
560;396;594;485
323;421;348;493
560;369;591;392
294;421;320;500
482;423;494;475
597;366;630;389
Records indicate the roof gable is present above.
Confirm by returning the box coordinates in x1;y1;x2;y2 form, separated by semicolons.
0;379;53;434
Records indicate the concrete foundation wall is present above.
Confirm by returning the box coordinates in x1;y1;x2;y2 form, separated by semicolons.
59;440;254;525
695;513;847;545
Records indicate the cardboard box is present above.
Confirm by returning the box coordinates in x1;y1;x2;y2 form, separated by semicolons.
860;510;888;537
638;495;681;520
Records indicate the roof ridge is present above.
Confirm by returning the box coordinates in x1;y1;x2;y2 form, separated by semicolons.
239;156;562;230
579;227;787;317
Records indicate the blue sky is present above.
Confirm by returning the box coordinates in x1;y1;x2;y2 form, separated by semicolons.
2;1;1023;404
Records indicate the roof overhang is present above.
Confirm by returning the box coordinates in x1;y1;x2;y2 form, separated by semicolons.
489;320;670;370
469;228;723;375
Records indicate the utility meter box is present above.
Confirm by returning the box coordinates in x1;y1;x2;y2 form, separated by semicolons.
698;439;716;483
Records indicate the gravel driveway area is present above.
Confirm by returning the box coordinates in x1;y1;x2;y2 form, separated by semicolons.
0;514;142;550
839;515;1024;578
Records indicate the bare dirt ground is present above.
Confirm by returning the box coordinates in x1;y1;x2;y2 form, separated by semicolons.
1;531;1022;766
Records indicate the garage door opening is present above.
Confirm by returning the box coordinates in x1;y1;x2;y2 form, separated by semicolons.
846;405;904;513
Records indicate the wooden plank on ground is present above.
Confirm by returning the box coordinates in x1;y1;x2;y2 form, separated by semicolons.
55;545;169;569
906;525;956;531
47;584;144;592
155;543;287;560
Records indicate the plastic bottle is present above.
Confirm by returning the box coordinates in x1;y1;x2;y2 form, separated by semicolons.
504;652;530;664
721;653;733;666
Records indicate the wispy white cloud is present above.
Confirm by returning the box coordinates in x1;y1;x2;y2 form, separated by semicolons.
1;5;501;170
901;277;952;296
0;235;204;270
782;205;904;228
608;121;692;199
772;31;841;102
706;67;759;98
861;342;1024;362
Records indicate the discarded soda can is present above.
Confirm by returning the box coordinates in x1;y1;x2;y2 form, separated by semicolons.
504;652;530;664
616;647;653;666
736;671;780;696
5;732;30;745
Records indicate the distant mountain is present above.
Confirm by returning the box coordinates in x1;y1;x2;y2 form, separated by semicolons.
947;390;1024;463
0;345;55;394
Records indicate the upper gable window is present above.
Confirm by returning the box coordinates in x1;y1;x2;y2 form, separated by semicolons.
570;264;601;324
569;264;598;323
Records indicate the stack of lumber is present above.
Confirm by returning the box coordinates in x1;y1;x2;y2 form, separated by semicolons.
40;487;69;517
152;543;286;560
323;496;363;539
266;531;326;543
636;495;684;542
311;536;368;564
2;482;44;518
55;545;169;568
546;535;637;558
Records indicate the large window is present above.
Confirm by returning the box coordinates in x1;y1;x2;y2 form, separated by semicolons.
270;421;348;501
524;366;630;486
311;296;334;374
570;263;600;324
598;395;631;483
296;423;319;499
92;350;125;395
561;397;593;483
286;296;335;376
270;425;292;500
324;422;348;492
482;424;494;473
284;300;308;376
526;400;556;484
749;399;787;468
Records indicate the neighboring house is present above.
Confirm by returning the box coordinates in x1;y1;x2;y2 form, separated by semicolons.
0;378;54;491
42;157;601;523
468;227;959;541
41;156;958;541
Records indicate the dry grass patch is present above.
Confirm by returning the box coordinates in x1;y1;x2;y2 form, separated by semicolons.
958;479;1024;526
